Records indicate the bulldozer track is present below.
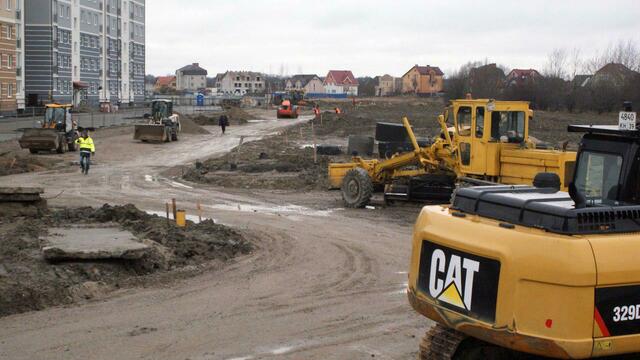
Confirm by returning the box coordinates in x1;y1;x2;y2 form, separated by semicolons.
419;324;467;360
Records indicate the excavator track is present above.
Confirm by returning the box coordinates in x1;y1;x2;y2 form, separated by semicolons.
418;324;467;360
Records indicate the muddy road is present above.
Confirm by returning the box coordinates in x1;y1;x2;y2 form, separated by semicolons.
0;114;431;359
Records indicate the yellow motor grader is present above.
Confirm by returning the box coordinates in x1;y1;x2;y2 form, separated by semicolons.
408;105;640;359
328;99;577;207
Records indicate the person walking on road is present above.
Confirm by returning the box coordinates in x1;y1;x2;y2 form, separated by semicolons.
218;114;229;135
75;130;95;175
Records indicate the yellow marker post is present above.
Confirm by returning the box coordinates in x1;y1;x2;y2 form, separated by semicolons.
176;209;186;227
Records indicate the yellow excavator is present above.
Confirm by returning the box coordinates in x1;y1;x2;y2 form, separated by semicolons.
408;104;640;359
328;99;576;207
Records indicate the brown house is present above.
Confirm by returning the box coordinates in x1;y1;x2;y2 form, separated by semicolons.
401;65;444;95
591;63;640;87
0;4;16;113
469;63;505;98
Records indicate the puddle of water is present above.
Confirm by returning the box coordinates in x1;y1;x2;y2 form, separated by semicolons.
246;119;272;123
144;210;215;224
387;282;409;296
270;346;294;355
166;180;193;189
205;203;333;217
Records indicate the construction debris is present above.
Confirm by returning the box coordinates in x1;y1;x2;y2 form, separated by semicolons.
0;187;47;217
42;225;151;261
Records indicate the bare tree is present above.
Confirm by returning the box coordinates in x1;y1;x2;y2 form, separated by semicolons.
543;48;568;79
583;39;640;73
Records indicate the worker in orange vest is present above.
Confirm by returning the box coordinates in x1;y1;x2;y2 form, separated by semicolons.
313;105;321;121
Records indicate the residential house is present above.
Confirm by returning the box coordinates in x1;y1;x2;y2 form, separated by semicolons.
590;63;639;87
505;69;542;87
285;74;324;94
469;63;505;98
375;74;395;96
571;74;592;89
323;70;358;96
154;76;176;93
175;63;207;92
401;65;444;95
217;71;265;95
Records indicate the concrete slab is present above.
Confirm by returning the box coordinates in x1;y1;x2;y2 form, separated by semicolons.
42;225;150;261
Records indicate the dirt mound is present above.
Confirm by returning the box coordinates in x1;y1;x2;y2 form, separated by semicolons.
0;150;62;176
189;107;253;126
0;204;251;317
184;136;333;191
180;116;210;135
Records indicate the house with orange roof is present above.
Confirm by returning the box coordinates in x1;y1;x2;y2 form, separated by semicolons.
154;76;176;92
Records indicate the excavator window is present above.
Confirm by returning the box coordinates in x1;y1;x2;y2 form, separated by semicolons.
574;151;622;203
490;111;525;143
456;106;472;136
475;107;485;138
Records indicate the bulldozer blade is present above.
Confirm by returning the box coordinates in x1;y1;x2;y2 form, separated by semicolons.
134;124;166;142
18;128;60;151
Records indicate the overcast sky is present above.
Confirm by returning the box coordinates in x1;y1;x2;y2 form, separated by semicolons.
147;0;640;78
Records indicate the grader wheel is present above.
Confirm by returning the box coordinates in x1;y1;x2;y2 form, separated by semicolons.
341;167;373;208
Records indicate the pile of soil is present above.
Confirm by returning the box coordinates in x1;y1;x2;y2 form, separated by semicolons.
184;137;334;191
0;204;251;317
0;150;62;176
189;107;254;126
180;116;210;135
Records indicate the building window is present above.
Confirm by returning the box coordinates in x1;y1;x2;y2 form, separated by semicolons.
6;0;11;11
7;83;12;98
7;54;12;68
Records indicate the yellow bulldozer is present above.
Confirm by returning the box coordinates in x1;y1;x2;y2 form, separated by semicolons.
408;105;640;358
328;99;577;207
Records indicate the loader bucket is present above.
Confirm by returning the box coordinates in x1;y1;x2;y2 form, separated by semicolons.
134;124;166;142
18;128;60;152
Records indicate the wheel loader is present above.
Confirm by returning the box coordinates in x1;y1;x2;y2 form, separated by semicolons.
328;99;576;207
18;104;79;154
134;99;180;142
407;106;640;359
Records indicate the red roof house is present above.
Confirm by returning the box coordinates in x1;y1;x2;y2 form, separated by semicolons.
323;70;359;96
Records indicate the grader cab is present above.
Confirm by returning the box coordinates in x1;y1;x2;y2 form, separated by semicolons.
328;99;577;207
